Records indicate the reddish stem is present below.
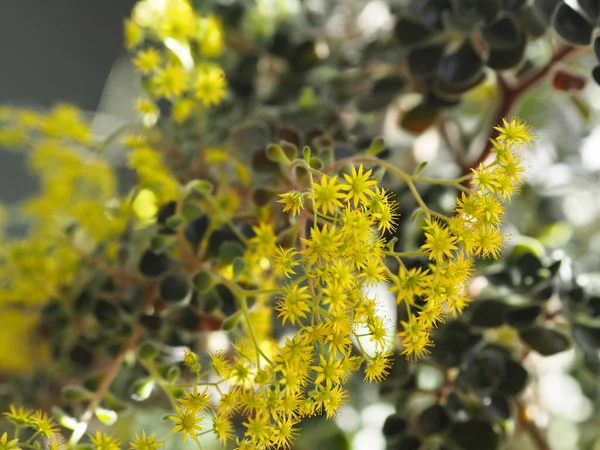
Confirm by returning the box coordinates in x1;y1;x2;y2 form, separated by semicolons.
464;44;579;174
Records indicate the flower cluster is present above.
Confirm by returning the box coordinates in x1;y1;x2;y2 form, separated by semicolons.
1;405;64;449
0;105;126;372
127;0;227;123
392;118;530;359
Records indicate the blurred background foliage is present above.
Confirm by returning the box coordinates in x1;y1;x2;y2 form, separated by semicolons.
1;1;600;449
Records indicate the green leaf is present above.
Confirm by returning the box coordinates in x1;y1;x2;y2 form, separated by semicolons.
94;408;117;426
166;366;181;384
308;157;323;170
222;311;242;331
131;377;155;401
506;305;542;329
413;161;428;176
52;407;79;430
366;137;385;156
572;322;600;353
266;144;290;164
138;340;160;360
192;270;216;293
303;145;311;161
418;404;450;435
232;257;246;279
519;326;570;356
218;241;245;265
165;215;184;229
469;300;507;328
187;179;214;195
450;420;498;450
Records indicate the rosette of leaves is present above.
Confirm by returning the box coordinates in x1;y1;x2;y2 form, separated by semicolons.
389;0;566;133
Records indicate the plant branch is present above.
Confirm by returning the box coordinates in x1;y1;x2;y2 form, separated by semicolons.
515;398;551;450
68;329;140;448
465;44;579;174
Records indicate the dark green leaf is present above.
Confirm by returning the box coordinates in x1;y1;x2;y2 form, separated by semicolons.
218;241;245;265
485;394;511;420
587;296;600;317
408;44;444;77
482;14;520;47
576;0;599;21
495;360;528;396
395;18;433;45
470;300;507;328
486;33;526;69
418;404;451;435
192;270;216;293
184;215;210;252
519;326;570;355
159;273;190;302
382;414;407;437
553;3;593;46
139;250;172;278
450;420;498;450
572;322;600;353
506;305;542;329
439;40;483;85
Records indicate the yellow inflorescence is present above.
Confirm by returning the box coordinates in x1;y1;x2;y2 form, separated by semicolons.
393;121;529;359
127;0;227;121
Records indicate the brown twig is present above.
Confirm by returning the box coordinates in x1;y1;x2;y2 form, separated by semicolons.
464;44;579;174
68;329;141;447
515;398;552;450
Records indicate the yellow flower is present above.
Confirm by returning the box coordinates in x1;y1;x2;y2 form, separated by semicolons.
172;98;196;123
300;224;341;264
213;412;235;445
30;410;59;438
272;416;300;448
124;19;143;50
278;191;304;216
341;164;377;207
3;404;32;425
272;247;300;279
249;222;277;257
494;117;533;146
197;15;224;57
308;175;345;215
129;431;162;450
135;99;159;116
275;284;311;326
168;407;203;443
192;65;227;107
312;354;344;389
391;266;431;304
133;48;161;74
364;352;394;382
151;62;188;99
421;220;457;263
243;413;273;447
178;385;211;414
89;432;122;450
0;432;20;450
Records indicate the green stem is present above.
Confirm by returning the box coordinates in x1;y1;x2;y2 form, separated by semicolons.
384;251;426;258
239;295;274;368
